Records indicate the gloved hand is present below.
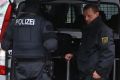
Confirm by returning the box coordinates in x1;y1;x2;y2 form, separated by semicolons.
64;53;73;61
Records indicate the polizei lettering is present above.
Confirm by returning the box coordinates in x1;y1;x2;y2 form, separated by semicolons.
16;19;35;26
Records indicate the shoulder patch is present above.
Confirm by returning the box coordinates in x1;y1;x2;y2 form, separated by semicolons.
101;37;108;44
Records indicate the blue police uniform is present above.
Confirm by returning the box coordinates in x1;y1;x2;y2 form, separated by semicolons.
77;17;115;80
1;1;57;80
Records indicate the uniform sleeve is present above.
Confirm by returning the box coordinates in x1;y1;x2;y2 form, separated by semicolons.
96;27;115;77
1;19;14;50
42;21;58;52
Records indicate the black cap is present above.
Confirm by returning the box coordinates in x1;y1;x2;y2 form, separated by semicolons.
24;0;40;13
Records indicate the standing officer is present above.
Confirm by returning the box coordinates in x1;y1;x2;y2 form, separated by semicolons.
1;0;57;80
65;4;115;80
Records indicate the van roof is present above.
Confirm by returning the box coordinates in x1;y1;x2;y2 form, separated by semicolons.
14;0;120;7
88;0;120;6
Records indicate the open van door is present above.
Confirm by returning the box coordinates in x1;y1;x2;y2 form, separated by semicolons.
0;0;13;80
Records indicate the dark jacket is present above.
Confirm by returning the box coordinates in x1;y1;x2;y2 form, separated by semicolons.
1;13;57;58
77;17;115;78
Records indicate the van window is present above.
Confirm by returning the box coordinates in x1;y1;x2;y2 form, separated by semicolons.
42;2;119;30
99;3;119;20
66;6;75;23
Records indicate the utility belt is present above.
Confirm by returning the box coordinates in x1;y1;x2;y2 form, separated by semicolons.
12;57;54;78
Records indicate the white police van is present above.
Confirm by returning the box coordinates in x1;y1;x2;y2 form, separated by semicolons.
0;0;120;80
0;0;13;80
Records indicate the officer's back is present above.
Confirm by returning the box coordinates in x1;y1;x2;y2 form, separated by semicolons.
1;0;58;80
2;0;57;58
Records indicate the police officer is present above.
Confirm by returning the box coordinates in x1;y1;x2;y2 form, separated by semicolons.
1;0;57;80
65;4;115;80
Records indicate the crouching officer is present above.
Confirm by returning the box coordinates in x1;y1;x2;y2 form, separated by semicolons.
65;4;115;80
1;0;57;80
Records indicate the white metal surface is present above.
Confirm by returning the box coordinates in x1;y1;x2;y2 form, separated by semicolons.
0;0;9;33
0;49;6;66
0;0;10;80
0;75;6;80
0;49;6;80
56;28;82;38
66;60;70;80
